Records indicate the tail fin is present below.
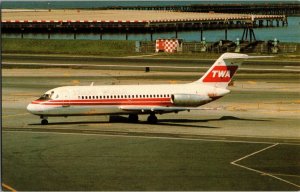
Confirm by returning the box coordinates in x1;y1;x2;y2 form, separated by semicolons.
195;53;271;88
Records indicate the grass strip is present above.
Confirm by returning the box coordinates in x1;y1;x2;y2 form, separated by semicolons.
2;38;137;56
2;38;300;60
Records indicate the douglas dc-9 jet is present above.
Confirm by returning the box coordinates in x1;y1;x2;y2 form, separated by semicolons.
27;53;267;125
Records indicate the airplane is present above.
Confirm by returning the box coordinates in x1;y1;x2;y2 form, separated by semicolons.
27;53;268;125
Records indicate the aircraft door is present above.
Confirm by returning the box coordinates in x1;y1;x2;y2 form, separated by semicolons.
62;89;70;107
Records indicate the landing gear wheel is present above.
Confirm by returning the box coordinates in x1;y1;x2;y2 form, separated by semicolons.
147;114;158;124
41;119;48;125
128;114;139;123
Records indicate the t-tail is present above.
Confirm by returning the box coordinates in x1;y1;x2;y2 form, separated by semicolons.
194;53;272;88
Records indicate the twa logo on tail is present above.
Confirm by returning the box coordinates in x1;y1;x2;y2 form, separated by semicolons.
212;70;231;78
203;66;238;82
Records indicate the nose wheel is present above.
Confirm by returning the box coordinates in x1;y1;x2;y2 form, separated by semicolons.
41;119;48;125
40;116;48;125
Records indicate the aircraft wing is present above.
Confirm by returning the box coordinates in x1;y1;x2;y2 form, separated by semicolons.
119;106;219;114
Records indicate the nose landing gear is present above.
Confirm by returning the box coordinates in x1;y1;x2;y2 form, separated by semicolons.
41;119;48;125
40;116;48;125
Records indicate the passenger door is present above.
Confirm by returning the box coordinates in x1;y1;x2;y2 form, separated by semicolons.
62;90;70;108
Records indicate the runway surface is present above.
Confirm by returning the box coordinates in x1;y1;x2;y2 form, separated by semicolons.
2;64;300;190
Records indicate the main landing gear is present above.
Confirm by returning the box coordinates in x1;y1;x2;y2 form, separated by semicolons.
40;116;48;125
128;114;139;123
128;113;158;124
147;113;158;124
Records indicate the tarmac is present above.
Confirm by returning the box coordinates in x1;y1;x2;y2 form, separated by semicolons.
2;59;300;190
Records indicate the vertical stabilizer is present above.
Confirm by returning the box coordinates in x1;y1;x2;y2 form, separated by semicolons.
195;53;248;88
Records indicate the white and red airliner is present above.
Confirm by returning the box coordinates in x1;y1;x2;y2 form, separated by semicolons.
27;53;265;125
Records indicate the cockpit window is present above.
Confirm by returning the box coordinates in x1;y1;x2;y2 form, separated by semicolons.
38;94;52;101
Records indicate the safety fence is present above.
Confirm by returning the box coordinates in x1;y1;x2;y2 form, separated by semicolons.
137;41;298;54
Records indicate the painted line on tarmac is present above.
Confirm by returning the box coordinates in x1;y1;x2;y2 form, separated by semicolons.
2;129;284;145
2;113;29;118
231;143;300;189
232;143;279;163
2;62;205;69
126;54;157;58
284;66;300;68
3;127;300;146
2;183;17;192
3;62;300;72
265;173;300;178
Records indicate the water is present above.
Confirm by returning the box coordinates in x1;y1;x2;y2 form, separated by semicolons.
2;1;300;42
3;16;299;42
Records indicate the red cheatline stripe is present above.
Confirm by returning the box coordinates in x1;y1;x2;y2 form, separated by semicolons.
31;98;172;106
42;102;173;106
50;98;169;103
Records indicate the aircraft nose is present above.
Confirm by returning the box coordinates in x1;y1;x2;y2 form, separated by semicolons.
27;103;35;113
27;103;43;114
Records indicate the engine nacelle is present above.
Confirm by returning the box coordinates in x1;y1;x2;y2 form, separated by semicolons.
171;94;211;107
